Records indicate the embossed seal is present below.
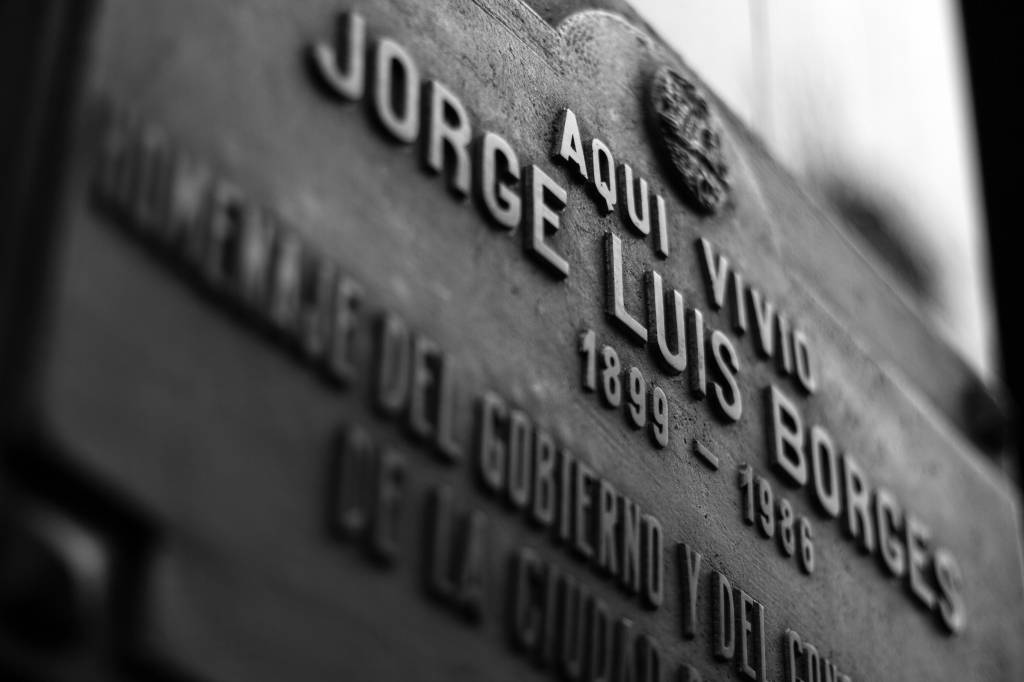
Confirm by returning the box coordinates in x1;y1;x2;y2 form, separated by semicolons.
649;67;729;214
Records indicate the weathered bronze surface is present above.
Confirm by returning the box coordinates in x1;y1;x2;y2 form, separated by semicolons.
3;1;1023;680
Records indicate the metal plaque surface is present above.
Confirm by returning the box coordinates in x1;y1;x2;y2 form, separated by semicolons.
17;0;1024;680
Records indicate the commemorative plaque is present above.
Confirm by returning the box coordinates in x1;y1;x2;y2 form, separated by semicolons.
2;1;1023;681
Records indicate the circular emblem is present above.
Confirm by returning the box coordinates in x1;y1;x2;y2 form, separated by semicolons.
649;67;729;214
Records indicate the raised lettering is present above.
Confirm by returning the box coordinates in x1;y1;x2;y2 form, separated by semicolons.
619;163;650;235
523;165;570;278
698;238;729;309
476;131;521;229
709;330;742;422
842;453;876;553
476;391;507;493
310;11;366;100
606;233;647;344
809;425;841;517
554;108;588;179
712;571;735;660
372;38;420;143
748;287;775;358
767;385;807;486
423;80;471;195
647;270;686;374
678;542;702;639
875;486;907;577
934;547;966;634
906;514;936;609
590;138;617;213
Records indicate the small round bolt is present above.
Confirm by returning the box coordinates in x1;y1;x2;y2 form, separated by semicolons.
0;505;108;651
